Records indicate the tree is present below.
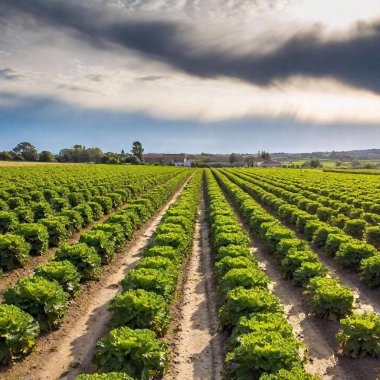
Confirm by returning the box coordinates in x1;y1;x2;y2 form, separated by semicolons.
125;155;140;165
121;149;125;156
13;142;38;161
260;151;271;160
229;153;237;164
0;151;12;161
39;151;55;162
131;141;144;162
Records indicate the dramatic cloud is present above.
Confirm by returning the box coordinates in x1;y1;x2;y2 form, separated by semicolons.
1;0;380;93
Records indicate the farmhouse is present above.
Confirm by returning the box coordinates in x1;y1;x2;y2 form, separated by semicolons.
244;156;281;168
143;153;191;166
262;159;282;168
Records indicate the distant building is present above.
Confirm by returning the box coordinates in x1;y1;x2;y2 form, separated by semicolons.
262;159;282;168
244;156;281;168
143;153;191;166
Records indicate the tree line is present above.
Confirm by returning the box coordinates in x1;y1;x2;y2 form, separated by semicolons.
0;141;144;164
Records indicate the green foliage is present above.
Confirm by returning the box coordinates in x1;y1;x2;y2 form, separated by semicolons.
336;242;377;268
93;196;113;214
14;206;35;223
359;255;380;288
259;367;320;379
4;275;68;331
38;217;68;247
0;304;40;364
365;226;380;249
325;233;353;256
73;204;94;226
75;374;134;380
80;230;115;264
343;219;367;239
215;256;258;278
87;201;104;220
220;287;282;329
293;262;328;287
108;289;170;335
94;327;169;379
307;277;354;319
280;249;318;279
143;245;179;263
0;211;18;234
0;234;31;270
136;256;177;276
225;331;302;379
121;268;176;302
60;210;83;234
16;223;49;255
214;232;250;249
55;243;101;280
216;245;251;260
35;260;81;296
219;268;269;295
336;313;380;358
93;223;126;252
108;214;133;238
31;202;53;221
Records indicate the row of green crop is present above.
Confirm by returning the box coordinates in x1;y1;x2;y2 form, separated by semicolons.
231;169;380;243
225;169;380;288
0;169;183;273
213;169;380;360
75;171;202;380
0;170;191;365
205;169;317;379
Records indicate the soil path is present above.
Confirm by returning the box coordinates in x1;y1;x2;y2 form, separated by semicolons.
165;194;225;380
0;175;193;380
216;173;380;380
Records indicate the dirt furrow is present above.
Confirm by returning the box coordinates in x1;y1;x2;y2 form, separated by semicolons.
0;176;193;380
165;195;225;380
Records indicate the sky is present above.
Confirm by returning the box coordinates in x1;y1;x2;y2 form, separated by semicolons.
1;0;380;154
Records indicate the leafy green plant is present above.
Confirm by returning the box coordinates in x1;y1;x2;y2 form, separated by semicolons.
38;217;68;247
336;312;380;358
108;214;133;238
259;367;320;379
336;242;377;268
80;230;115;264
343;219;367;239
0;304;40;364
93;196;113;214
108;289;170;335
307;277;354;319
359;255;380;288
16;223;49;255
60;210;83;234
280;249;318;279
218;268;269;295
73;204;94;226
324;233;353;256
32;202;53;221
215;256;258;278
219;287;282;329
0;211;18;234
216;245;251;260
214;232;250;249
293;262;328;287
225;331;302;379
121;268;176;302
365;226;380;249
76;374;134;380
136;256;177;277
14;206;34;223
143;245;179;263
35;260;81;296
93;223;126;252
55;243;101;280
94;327;170;379
0;234;31;270
87;201;104;220
4;275;69;331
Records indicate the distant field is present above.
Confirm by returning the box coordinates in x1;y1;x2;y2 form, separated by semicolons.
0;161;76;166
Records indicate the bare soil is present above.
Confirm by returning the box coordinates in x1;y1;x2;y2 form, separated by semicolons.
165;194;225;380
218;179;380;380
0;176;193;380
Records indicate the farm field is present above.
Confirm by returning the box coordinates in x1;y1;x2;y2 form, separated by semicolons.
0;165;379;380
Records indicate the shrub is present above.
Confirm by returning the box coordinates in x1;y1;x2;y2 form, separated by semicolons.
60;210;83;234
336;242;377;268
307;277;354;319
121;268;176;302
365;226;380;249
219;268;269;295
32;202;53;221
16;223;49;255
38;217;68;247
280;249;318;279
359;255;380;288
219;287;282;329
343;219;367;239
216;245;251;260
215;256;258;278
336;313;380;358
73;204;94;226
108;289;170;335
0;304;40;364
35;260;81;296
4;276;68;331
55;243;101;280
108;214;133;238
0;211;18;234
225;331;302;379
143;245;179;263
293;262;328;287
93;223;126;252
94;327;169;378
0;234;31;270
80;230;115;264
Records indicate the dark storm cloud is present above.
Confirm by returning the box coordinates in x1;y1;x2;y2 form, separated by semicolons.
1;0;380;92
